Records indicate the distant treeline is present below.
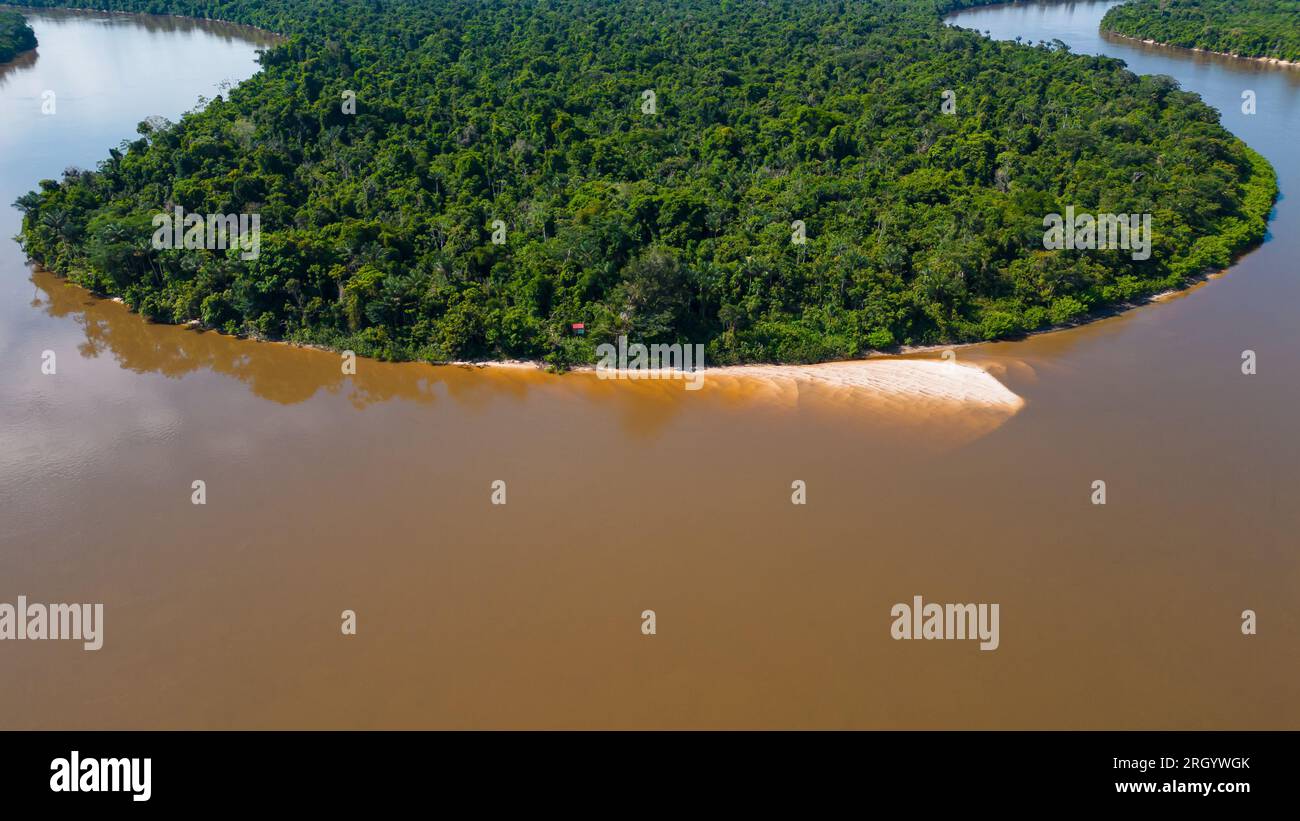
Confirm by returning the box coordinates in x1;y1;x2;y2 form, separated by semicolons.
13;0;1278;367
0;11;37;62
1103;0;1300;63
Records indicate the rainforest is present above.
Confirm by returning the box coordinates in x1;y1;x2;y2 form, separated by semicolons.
1102;0;1300;63
0;11;37;63
12;0;1278;367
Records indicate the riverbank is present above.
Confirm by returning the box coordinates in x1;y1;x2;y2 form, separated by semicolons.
1099;0;1300;67
449;356;1023;407
0;4;286;39
1103;30;1300;68
0;9;37;63
163;297;1028;408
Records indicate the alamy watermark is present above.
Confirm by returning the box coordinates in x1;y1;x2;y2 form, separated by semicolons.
151;206;260;260
890;595;999;651
596;335;705;391
1043;206;1151;261
50;751;150;802
0;595;103;650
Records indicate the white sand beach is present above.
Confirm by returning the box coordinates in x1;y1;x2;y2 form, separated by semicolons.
712;358;1025;409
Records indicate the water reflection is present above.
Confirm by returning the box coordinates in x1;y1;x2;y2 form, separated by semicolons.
0;46;37;89
32;267;442;407
19;7;282;44
1100;29;1300;84
32;268;1024;446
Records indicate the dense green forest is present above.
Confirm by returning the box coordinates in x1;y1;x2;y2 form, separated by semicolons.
14;0;1277;366
0;11;37;63
1103;0;1300;63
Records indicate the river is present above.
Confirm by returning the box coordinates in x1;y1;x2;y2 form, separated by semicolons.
0;4;1295;728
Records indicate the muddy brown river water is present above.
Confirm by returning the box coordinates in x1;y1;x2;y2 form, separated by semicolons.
0;4;1295;728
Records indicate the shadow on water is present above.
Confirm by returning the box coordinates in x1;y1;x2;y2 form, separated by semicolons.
12;6;282;45
30;268;1022;447
0;43;37;90
31;267;445;407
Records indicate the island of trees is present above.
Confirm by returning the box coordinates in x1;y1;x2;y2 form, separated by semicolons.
0;11;37;63
1103;0;1300;63
13;0;1278;367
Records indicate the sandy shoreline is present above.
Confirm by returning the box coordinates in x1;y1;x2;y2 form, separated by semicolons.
172;318;1027;408
445;356;1024;409
78;281;1029;411
1104;30;1300;68
78;256;1250;412
703;359;1025;408
101;276;1031;407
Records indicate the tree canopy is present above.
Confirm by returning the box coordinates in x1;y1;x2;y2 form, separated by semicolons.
14;0;1278;367
0;11;37;63
1103;0;1300;63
